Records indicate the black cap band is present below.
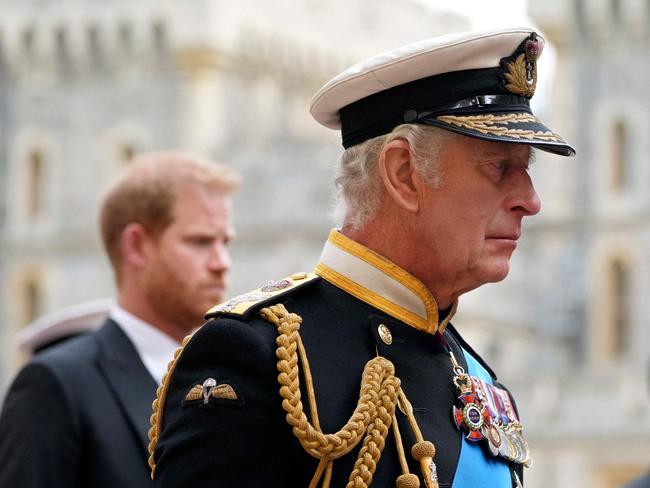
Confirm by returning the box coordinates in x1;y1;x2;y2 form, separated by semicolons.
340;66;514;148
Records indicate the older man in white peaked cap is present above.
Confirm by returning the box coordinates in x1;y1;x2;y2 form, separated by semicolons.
149;28;574;488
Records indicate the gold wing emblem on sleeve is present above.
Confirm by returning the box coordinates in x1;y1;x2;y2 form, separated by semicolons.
184;378;240;404
211;383;238;401
185;384;204;402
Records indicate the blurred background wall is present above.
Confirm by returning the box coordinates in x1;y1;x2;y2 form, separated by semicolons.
0;0;649;486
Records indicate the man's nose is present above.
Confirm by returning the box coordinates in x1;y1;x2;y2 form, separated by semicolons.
507;168;541;216
208;243;231;273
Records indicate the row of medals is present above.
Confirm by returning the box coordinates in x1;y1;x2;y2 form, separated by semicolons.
453;371;532;467
483;418;531;467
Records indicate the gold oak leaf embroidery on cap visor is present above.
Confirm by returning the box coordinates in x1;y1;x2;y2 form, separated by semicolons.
436;113;567;143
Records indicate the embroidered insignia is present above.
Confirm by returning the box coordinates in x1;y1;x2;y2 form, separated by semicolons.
502;32;540;98
215;292;269;313
260;279;292;292
184;378;243;407
436;113;567;143
504;53;536;97
206;272;318;317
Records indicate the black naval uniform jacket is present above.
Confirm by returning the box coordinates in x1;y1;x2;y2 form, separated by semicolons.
152;245;525;488
0;319;157;488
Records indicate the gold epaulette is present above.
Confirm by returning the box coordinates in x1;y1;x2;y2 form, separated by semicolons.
204;272;318;319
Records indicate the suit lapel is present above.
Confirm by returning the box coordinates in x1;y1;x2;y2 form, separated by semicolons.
95;319;158;456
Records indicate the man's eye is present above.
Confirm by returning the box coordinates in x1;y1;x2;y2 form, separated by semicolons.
492;161;508;172
190;237;213;246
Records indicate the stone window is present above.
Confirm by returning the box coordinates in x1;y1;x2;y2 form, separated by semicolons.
0;30;6;72
610;119;629;193
118;22;133;60
87;25;104;71
152;21;169;65
20;275;42;327
575;0;587;38
602;258;630;360
22;27;35;63
26;149;44;219
55;27;72;79
611;0;623;29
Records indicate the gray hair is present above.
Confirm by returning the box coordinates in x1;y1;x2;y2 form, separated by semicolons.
332;124;455;230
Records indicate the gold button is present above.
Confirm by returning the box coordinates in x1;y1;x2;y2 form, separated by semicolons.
378;324;392;345
291;272;308;280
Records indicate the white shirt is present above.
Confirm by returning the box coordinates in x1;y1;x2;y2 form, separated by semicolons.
109;304;180;385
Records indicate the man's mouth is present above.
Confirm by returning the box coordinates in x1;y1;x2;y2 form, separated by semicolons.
485;233;520;249
205;284;225;296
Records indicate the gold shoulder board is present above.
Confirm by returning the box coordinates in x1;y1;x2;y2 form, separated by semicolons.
205;272;318;319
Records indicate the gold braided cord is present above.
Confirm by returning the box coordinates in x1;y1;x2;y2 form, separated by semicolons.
398;391;439;488
347;403;395;488
260;303;422;488
261;304;395;461
398;391;423;443
392;414;410;474
147;334;193;479
310;458;332;488
297;331;323;432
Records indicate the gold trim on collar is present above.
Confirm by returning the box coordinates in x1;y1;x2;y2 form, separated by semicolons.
316;230;456;334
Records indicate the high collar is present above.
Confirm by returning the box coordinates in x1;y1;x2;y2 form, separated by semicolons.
315;229;457;335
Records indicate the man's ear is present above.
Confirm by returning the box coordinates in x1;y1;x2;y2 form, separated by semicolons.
120;222;151;269
378;139;422;213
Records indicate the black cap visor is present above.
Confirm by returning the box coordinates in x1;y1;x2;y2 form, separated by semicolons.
421;109;575;157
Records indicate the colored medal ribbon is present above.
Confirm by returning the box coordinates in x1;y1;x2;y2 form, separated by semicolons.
437;333;532;468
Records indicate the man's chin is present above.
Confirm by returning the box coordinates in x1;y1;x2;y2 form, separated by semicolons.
198;295;226;316
205;285;226;302
488;265;510;283
478;260;511;284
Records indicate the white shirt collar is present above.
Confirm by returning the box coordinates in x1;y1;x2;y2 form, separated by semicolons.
109;304;180;385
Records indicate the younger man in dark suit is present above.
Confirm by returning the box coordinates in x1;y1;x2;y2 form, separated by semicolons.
0;152;239;488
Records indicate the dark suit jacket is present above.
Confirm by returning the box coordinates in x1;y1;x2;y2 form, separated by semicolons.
0;319;158;488
628;471;650;488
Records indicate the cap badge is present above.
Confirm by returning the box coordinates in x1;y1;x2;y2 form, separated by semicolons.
503;33;539;98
